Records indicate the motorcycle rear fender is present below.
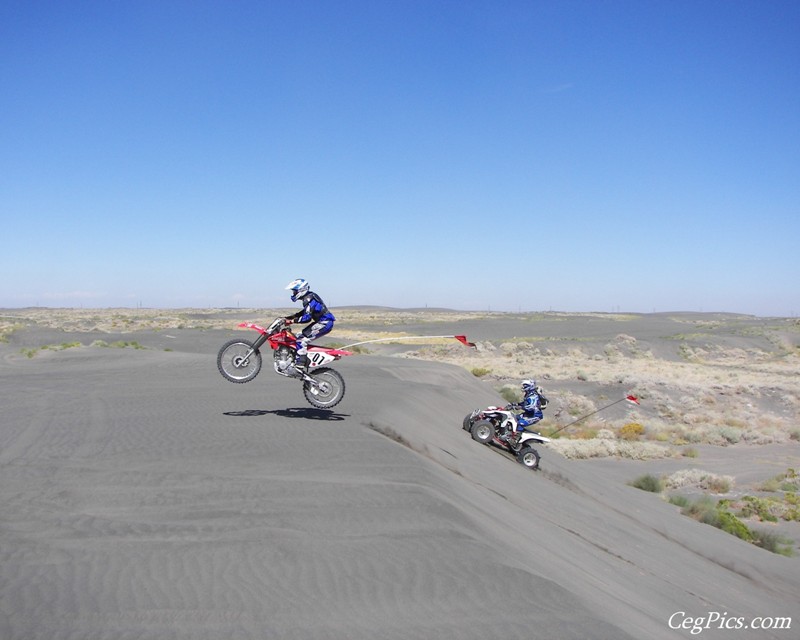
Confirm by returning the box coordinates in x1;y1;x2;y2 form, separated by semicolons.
307;345;353;358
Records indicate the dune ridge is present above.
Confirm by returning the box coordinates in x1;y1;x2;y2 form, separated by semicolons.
1;313;798;639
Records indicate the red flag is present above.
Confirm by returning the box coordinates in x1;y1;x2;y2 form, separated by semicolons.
626;395;640;405
454;335;476;348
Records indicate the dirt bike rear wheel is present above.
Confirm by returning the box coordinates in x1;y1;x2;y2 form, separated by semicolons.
303;367;345;409
217;339;262;383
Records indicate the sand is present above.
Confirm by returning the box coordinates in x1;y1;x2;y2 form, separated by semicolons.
1;309;798;639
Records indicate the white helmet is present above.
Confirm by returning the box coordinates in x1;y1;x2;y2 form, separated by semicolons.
521;379;537;394
286;278;310;302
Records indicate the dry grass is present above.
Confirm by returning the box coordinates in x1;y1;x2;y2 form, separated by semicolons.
4;307;798;450
548;438;674;460
396;320;799;449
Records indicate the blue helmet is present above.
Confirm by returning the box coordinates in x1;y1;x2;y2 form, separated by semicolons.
521;378;537;394
286;278;310;302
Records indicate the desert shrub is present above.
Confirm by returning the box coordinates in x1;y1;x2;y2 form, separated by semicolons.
683;430;704;444
559;393;596;417
498;385;521;404
758;477;781;492
682;496;721;527
668;494;690;509
759;468;800;492
0;324;21;343
716;510;754;542
682;447;699;458
717;426;742;444
751;529;795;556
657;403;683;421
108;341;144;349
738;496;779;522
785;494;800;522
664;469;734;494
596;428;615;440
740;429;782;445
618;422;645;441
20;342;83;358
630;474;663;493
706;475;733;494
471;367;492;378
42;341;82;351
723;417;747;429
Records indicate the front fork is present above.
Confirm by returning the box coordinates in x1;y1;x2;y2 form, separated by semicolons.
238;332;269;365
251;332;269;351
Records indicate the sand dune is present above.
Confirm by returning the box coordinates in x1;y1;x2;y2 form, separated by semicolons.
1;319;798;639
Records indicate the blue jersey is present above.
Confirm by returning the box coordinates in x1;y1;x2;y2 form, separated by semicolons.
515;391;543;428
522;391;541;413
292;291;335;324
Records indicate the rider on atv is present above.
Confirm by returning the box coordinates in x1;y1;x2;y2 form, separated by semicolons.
284;278;336;373
503;378;545;442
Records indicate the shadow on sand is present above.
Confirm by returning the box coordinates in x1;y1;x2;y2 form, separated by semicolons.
223;407;348;421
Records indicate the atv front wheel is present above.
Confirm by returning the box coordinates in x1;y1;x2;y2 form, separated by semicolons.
517;446;541;470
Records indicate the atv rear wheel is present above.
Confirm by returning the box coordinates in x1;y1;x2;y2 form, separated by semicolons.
470;419;494;444
462;413;474;431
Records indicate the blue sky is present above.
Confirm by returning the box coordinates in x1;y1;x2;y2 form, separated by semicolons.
2;0;798;316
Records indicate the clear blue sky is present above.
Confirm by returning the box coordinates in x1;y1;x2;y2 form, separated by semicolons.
2;0;798;316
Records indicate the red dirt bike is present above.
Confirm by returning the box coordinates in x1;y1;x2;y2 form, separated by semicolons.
217;317;352;409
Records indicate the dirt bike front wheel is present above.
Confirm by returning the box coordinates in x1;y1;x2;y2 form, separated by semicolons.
303;367;345;409
217;339;262;383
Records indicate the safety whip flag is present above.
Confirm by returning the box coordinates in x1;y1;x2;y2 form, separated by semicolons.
341;334;476;349
549;393;642;437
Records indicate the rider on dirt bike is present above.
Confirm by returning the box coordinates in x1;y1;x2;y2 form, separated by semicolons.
284;278;336;373
503;378;545;442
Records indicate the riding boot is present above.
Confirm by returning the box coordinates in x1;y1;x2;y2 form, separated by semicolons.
294;354;310;374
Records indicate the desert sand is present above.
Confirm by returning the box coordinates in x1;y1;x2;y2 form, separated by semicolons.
1;308;798;639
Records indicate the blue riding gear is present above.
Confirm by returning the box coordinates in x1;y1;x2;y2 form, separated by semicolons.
511;379;544;432
285;280;335;365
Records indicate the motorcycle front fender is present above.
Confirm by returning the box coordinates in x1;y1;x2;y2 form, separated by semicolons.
519;433;550;445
